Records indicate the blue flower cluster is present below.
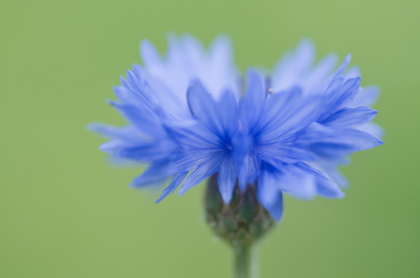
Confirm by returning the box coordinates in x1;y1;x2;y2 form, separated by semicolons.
90;34;383;221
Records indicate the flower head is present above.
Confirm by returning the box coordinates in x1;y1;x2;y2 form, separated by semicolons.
90;34;383;221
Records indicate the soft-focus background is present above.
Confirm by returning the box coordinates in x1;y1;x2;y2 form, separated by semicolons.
1;0;419;277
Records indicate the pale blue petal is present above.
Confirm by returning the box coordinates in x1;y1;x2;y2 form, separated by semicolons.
140;39;164;68
272;39;315;92
99;139;135;155
87;123;140;140
208;35;238;94
302;53;338;92
358;122;384;138
350;85;380;108
344;65;360;79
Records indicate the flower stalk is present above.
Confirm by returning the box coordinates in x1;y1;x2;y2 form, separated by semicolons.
205;174;274;278
234;241;253;278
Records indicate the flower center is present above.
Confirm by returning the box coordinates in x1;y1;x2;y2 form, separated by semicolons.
225;143;233;151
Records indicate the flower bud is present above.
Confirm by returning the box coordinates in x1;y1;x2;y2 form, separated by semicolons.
204;174;275;247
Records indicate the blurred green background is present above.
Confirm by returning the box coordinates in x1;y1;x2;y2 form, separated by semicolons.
1;0;419;277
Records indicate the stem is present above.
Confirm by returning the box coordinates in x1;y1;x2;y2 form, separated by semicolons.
234;243;255;278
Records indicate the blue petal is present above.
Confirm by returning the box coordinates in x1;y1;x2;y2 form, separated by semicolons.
125;70;165;114
163;123;222;151
254;87;303;136
218;155;237;203
209;34;233;61
316;161;350;188
118;141;175;161
119;71;166;118
234;148;260;191
113;85;140;105
332;77;361;111
240;69;265;131
187;81;221;132
344;66;360;79
99;139;138;155
179;34;205;65
206;35;239;100
266;191;283;221
218;89;239;139
231;129;255;190
257;173;283;221
274;164;317;200
298;163;344;199
156;172;189;203
167;149;224;176
321;106;378;127
130;161;170;188
178;153;224;194
321;77;361;119
166;33;202;74
244;69;265;103
296;123;333;144
109;101;164;136
256;144;316;164
309;128;384;157
258;164;282;207
208;35;236;87
326;168;349;189
330;54;352;80
244;154;261;186
187;81;239;141
284;172;316;200
257;91;323;142
131;64;190;119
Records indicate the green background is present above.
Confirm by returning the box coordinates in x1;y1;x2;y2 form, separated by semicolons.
1;0;419;277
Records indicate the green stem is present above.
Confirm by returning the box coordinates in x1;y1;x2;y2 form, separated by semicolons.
234;243;255;278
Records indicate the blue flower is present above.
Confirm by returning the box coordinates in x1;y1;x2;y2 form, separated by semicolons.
90;34;383;221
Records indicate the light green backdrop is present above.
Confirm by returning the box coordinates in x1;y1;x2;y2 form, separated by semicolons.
1;0;419;277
